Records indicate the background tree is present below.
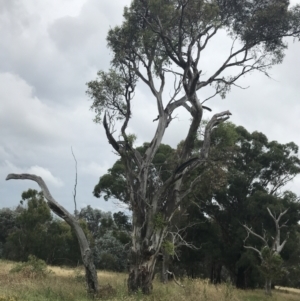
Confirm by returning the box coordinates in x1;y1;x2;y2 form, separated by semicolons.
79;205;114;238
2;189;89;266
4;189;52;261
94;232;129;271
0;196;132;273
278;227;300;288
0;207;20;258
243;208;290;295
186;122;300;288
79;206;131;271
87;0;300;294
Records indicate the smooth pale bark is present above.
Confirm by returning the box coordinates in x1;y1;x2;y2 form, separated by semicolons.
6;173;99;295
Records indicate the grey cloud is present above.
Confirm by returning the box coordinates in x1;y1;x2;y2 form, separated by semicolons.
0;0;40;35
0;73;70;145
0;0;131;106
0;70;119;210
1;0;300;213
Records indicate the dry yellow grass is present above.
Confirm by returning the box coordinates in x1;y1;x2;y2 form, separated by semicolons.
275;286;300;294
48;265;120;279
0;259;300;301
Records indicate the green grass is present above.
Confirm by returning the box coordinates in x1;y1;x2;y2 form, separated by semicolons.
0;260;299;301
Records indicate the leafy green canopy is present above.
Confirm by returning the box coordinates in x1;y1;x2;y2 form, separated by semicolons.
187;122;300;287
87;0;300;123
3;189;86;265
1;191;132;272
78;206;131;271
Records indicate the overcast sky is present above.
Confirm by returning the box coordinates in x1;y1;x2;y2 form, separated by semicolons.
1;0;300;214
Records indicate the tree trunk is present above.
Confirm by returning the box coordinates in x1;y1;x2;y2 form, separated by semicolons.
127;210;165;294
69;220;99;295
126;191;168;294
236;267;246;289
6;174;99;295
210;261;222;284
82;248;99;295
161;251;170;283
128;255;157;294
265;278;272;296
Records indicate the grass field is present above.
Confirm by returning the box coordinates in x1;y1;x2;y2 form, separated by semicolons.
0;260;300;301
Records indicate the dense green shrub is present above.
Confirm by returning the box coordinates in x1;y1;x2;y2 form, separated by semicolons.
9;255;50;279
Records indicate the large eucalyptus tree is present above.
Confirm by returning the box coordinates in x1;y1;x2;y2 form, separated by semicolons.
87;0;300;294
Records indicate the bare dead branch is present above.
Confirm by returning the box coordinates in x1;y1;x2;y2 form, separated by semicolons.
6;173;99;294
244;245;263;258
103;112;120;153
71;147;78;218
243;224;268;245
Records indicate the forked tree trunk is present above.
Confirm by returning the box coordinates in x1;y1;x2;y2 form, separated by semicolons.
6;173;99;295
128;253;157;294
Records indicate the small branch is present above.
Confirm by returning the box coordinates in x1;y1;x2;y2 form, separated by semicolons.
169;229;201;251
244;245;262;258
165;270;184;288
243;224;268;245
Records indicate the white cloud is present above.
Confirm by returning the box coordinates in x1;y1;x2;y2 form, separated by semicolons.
27;165;64;187
80;161;111;178
3;160;64;188
0;72;70;144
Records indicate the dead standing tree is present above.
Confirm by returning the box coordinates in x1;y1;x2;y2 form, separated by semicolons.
86;0;300;294
5;174;99;295
243;208;289;296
